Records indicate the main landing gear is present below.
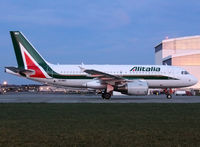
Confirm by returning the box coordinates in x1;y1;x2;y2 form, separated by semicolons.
102;92;112;99
101;84;114;99
164;88;173;99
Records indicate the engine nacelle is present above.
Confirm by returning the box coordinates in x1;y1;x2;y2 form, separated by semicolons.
116;80;148;95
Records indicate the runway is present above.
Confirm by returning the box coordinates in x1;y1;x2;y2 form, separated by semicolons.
0;93;200;103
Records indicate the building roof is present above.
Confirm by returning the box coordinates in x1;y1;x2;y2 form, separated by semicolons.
155;35;200;48
163;35;200;43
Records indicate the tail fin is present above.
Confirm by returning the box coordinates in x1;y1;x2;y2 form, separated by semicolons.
10;31;49;78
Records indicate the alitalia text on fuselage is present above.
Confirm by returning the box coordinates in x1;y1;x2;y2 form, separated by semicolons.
130;66;160;72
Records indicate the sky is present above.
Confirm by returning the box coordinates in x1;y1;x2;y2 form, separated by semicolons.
1;0;200;84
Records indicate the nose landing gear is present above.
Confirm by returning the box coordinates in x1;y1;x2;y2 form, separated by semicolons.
164;88;173;99
166;94;172;99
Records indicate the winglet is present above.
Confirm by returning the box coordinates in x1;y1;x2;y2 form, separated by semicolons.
78;66;85;72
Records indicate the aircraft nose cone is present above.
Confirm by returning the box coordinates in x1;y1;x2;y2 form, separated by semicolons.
193;76;198;85
190;76;198;86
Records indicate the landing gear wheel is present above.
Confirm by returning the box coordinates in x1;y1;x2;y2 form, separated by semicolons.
166;94;172;99
102;93;111;99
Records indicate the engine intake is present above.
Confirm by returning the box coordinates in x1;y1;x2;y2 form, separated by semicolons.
116;80;148;95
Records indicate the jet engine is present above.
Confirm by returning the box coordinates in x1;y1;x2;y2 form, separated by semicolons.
116;80;148;95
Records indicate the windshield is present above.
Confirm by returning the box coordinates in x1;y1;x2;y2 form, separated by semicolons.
181;71;189;75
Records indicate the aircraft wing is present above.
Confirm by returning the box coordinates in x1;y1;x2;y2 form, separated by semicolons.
83;69;128;85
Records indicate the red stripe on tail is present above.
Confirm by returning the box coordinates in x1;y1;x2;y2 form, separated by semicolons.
24;52;46;78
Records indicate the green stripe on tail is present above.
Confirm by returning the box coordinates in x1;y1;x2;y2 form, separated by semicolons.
10;31;24;69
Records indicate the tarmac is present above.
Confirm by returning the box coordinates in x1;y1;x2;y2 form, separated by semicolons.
0;92;200;103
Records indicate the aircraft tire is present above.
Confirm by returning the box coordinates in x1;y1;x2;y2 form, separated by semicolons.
166;94;172;99
102;93;111;99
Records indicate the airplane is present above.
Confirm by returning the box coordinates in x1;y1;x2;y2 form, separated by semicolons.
5;31;198;99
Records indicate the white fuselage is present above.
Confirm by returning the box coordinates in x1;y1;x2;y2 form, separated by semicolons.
7;31;198;99
26;64;197;89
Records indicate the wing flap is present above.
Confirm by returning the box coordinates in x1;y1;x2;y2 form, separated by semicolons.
84;69;123;80
83;69;127;85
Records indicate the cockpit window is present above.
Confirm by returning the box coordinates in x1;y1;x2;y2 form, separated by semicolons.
181;71;189;75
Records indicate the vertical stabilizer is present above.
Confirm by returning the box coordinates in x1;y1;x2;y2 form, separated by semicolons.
9;31;50;78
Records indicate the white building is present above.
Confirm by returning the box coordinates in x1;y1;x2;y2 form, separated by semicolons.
155;35;200;89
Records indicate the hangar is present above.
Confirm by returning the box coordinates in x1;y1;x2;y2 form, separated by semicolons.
155;35;200;89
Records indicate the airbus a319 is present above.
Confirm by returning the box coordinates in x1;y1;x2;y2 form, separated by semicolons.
5;31;198;99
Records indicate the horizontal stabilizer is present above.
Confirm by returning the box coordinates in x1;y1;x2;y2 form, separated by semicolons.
5;66;35;77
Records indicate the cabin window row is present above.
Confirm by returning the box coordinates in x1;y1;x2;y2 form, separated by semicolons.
59;71;165;74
